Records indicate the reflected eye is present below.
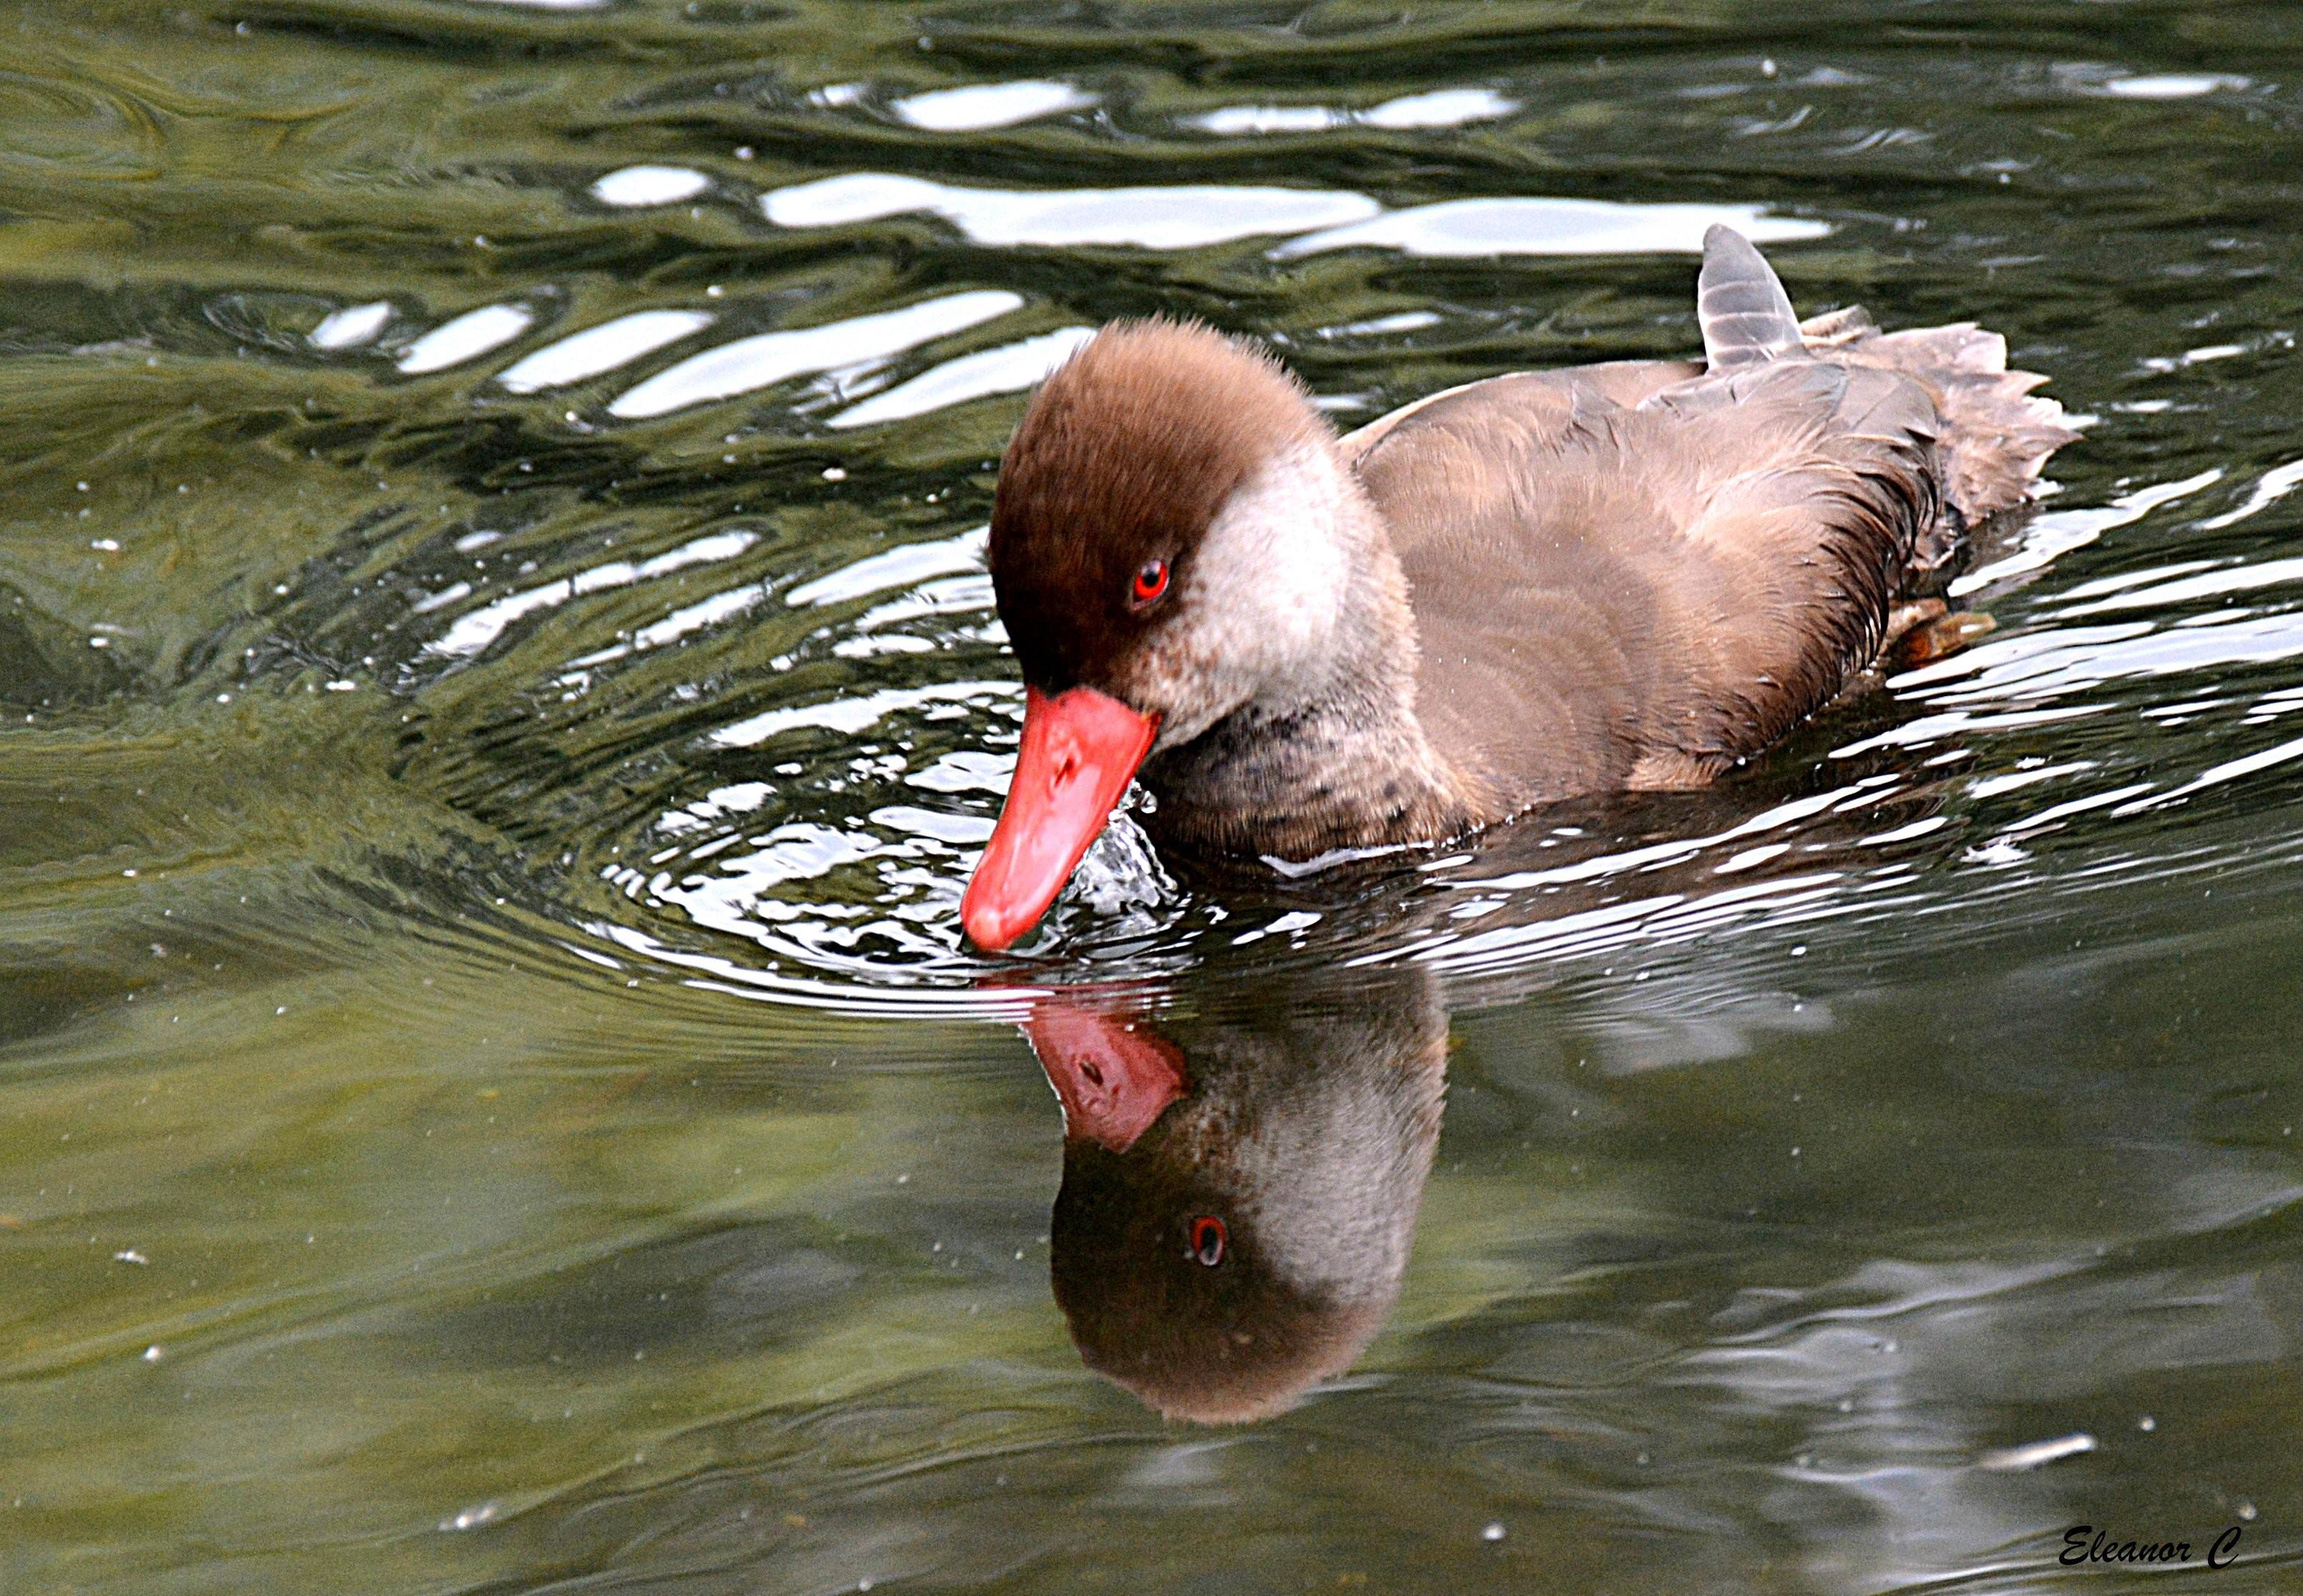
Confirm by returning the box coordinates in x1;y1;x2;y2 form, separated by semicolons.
1132;559;1170;607
1188;1215;1226;1267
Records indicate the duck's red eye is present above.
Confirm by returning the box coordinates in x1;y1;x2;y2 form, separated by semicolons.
1188;1215;1226;1267
1132;559;1169;606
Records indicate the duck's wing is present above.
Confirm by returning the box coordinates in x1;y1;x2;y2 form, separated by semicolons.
1349;306;1945;808
1343;358;1701;460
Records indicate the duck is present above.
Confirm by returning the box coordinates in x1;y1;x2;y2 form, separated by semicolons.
960;226;2073;950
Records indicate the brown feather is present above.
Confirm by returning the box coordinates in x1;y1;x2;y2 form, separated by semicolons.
989;318;1326;695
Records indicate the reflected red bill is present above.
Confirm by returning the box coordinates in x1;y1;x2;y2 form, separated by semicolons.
1022;997;1188;1153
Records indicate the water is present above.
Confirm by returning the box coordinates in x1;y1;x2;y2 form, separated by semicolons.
4;1;2302;1589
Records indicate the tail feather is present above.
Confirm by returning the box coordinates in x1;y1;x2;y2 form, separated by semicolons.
1698;225;1806;371
1801;315;2079;526
1696;227;2076;555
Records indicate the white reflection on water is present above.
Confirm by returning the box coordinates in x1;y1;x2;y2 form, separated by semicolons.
607;290;1022;419
1361;87;1518;128
589;165;711;207
1189;87;1516;134
1189;105;1341;134
2058;554;2303;617
1829;703;2109;757
762;173;1829;263
424;530;758;660
1975;1432;2097;1471
497;310;713;393
1474;788;1869;892
710;679;1015;748
2197;456;2303;530
1347;787;1917;976
2054;559;2220;604
396;303;535;375
1950;469;2221;596
1273;197;1830;258
1889;612;2303;712
785;527;987;609
309;300;391;350
584;916;1044;1017
571;582;765;670
827;327;1095;429
834;571;992;645
2115;732;2303;817
1324;311;1443;337
762;172;1382;249
1967;761;2097;800
2099;73;2251;100
561;527;996;678
891;80;1095;131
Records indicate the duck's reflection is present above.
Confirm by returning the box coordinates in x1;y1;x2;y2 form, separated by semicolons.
1023;969;1447;1422
1012;778;1977;1423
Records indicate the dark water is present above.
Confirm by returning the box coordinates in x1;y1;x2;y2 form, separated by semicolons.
5;1;2303;1590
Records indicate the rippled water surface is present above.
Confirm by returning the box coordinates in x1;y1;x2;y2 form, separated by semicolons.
7;2;2303;1590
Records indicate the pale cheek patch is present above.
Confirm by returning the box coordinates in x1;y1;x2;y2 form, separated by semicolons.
1178;444;1351;700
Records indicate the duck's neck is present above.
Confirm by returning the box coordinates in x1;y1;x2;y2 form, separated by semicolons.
1137;476;1472;861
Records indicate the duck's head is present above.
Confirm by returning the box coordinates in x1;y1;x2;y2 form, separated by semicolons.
1029;977;1446;1424
961;320;1364;950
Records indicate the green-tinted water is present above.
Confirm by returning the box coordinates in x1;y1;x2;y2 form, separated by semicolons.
5;2;2302;1590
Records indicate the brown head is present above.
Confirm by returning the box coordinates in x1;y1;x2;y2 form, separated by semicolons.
1030;975;1447;1424
1051;1137;1393;1425
961;320;1372;949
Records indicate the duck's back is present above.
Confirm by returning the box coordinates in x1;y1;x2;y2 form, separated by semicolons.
1346;230;2070;816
